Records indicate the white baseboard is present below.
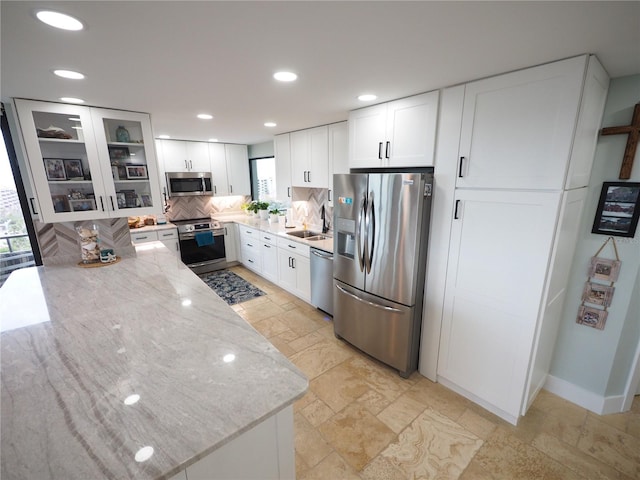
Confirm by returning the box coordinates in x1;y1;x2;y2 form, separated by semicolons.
544;375;625;415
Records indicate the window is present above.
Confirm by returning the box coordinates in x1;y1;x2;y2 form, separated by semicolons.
250;156;276;201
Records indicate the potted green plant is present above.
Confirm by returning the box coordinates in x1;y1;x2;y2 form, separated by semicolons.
268;206;280;223
257;201;270;220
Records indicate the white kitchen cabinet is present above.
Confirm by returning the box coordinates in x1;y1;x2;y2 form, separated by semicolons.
208;143;228;195
274;133;292;202
131;227;180;257
291;126;329;188
158;139;210;173
239;225;261;274
348;91;439;169
277;237;310;302
222;222;239;263
14;99;162;222
328;121;349;206
456;56;603;190
260;232;278;283
437;189;562;422
432;55;609;425
225;144;251;196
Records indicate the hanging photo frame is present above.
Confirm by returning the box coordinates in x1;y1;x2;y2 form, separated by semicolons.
576;305;608;330
591;182;640;238
581;282;615;307
588;256;621;282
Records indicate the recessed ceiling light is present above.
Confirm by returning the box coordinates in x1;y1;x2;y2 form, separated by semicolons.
59;97;84;104
274;71;298;82
358;94;377;102
53;69;85;80
197;114;213;120
264;122;277;127
36;10;84;31
208;138;218;142
158;135;170;139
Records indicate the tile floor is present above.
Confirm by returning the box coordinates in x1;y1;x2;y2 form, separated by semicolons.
229;266;640;480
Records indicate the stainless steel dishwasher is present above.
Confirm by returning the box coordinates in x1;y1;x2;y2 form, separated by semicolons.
310;248;334;316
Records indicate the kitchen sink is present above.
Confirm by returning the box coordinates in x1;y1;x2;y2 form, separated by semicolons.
306;235;332;241
286;230;321;238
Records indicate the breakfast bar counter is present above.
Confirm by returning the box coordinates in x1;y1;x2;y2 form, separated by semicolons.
0;243;308;480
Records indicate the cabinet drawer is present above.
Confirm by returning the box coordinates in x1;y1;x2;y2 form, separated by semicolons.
260;232;277;245
131;231;158;243
277;237;310;257
239;226;259;239
240;234;260;250
157;228;178;240
241;246;262;271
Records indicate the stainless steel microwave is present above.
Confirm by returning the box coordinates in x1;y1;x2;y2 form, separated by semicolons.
166;172;213;197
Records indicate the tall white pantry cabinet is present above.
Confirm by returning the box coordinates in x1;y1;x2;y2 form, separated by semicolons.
422;55;610;424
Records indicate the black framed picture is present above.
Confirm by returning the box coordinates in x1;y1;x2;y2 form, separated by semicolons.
591;182;640;238
108;146;130;161
63;159;84;180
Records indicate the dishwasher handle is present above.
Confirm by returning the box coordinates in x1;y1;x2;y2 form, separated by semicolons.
311;250;333;260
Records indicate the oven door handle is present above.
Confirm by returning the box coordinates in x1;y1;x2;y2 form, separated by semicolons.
179;231;224;240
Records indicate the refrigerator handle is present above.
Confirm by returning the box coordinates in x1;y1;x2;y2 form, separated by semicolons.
336;284;403;313
366;192;375;274
357;193;366;272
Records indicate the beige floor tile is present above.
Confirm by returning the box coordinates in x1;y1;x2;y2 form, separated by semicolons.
295;390;318;412
267;335;297;357
299;452;361;480
310;362;372;413
360;455;406;480
476;426;584;480
238;300;285;323
288;330;325;353
457;408;498;440
533;432;634;480
459;458;497;479
577;415;640;478
294;412;334;468
376;393;426;434
340;355;412;403
295;452;310;479
279;308;326;336
251;315;290;338
381;408;483;480
289;339;354;380
318;402;396;471
356;388;393;416
405;377;470;422
301;398;335;427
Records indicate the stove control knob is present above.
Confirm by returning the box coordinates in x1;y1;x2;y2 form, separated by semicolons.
184;225;194;232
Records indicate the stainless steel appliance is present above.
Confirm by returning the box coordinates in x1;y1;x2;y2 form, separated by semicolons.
310;247;334;316
333;168;434;377
174;218;226;274
166;171;213;197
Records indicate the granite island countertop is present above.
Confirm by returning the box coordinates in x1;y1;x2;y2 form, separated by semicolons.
0;243;308;480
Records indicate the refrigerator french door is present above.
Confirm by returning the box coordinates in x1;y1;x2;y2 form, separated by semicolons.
333;169;433;377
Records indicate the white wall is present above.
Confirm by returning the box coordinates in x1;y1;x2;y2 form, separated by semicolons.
248;141;274;159
549;74;640;399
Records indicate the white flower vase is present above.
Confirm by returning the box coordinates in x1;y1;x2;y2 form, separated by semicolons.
259;209;269;220
269;213;279;223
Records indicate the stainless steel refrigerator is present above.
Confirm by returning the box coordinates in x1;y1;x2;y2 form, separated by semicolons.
333;169;434;377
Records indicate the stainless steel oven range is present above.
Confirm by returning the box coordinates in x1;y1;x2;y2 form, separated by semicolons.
173;218;226;274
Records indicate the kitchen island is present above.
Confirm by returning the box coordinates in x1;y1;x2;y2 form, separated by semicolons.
0;242;308;480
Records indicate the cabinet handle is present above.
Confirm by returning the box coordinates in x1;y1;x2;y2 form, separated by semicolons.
458;157;465;178
385;141;390;159
224;227;228;235
307;171;311;183
454;200;461;220
264;236;271;240
185;159;188;169
29;198;38;215
328;189;332;202
110;196;115;210
214;185;217;194
247;243;253;247
99;196;105;212
378;142;383;160
230;185;233;193
189;160;193;170
288;244;296;249
248;259;254;264
137;236;148;240
264;244;271;248
292;257;296;269
287;186;291;198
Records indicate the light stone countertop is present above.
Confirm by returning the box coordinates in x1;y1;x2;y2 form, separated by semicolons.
128;222;178;234
213;213;334;254
0;243;308;480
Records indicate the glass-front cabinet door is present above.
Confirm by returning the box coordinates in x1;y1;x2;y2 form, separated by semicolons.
15;100;108;221
14;99;162;222
90;108;162;216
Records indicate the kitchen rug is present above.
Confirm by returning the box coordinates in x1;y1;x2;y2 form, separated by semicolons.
199;270;266;305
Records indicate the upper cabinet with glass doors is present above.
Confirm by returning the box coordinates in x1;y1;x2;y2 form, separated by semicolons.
14;99;162;223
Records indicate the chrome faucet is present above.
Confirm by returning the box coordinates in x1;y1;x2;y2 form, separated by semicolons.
321;205;329;234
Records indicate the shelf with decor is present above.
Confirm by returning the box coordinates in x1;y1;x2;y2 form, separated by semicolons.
14;99;162;222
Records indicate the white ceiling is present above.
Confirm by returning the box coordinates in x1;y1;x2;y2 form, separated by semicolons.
2;1;639;146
